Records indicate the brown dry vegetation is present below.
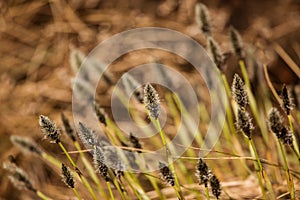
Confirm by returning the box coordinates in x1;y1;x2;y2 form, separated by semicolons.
0;0;300;199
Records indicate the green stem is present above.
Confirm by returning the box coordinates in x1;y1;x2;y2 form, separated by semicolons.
205;186;210;200
154;119;184;200
72;188;82;200
36;191;51;200
248;139;266;199
107;182;115;200
278;141;295;199
288;115;300;160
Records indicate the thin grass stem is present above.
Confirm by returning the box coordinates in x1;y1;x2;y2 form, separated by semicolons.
278;140;295;199
72;188;82;200
36;191;51;200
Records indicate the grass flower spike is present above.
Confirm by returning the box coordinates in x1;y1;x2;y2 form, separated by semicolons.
159;162;175;186
229;27;245;60
129;132;142;153
10;135;43;156
195;3;211;36
207;38;224;70
268;108;293;145
39;115;60;143
93;146;109;181
196;158;211;187
78;122;97;148
236;108;254;139
144;83;160;119
61;163;75;188
210;174;221;199
231;73;248;108
281;85;294;115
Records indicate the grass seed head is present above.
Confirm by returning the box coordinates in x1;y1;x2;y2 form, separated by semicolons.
236;108;254;139
61;113;76;141
232;74;248;108
39;115;60;143
210;174;221;199
93;146;109;181
3;162;36;192
196;158;211;187
281;84;294;115
78;122;97;147
144;83;160;120
229;27;245;60
268;108;284;138
159;162;175;186
10;135;43;156
129;132;142;153
279;127;294;146
195;3;211;36
61;163;75;188
207;37;224;70
94;103;107;126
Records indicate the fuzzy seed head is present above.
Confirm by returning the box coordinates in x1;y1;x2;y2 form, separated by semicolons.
159;162;175;186
210;174;221;199
61;163;75;188
129;133;142;153
8;167;36;192
195;3;211;35
61;113;76;141
281;85;294;115
94;103;107;126
39;115;60;143
232;74;248;108
280;127;294;146
268;108;284;137
10;135;43;156
78;122;97;147
93;147;109;181
144;83;160;119
236;108;254;139
229;27;245;60
207;38;224;70
196;158;211;187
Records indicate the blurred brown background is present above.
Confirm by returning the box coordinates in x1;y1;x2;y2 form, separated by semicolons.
0;0;299;199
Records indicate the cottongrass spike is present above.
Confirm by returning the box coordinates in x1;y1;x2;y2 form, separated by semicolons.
61;113;76;142
281;84;294;115
210;174;221;199
39;115;60;143
61;163;75;188
195;158;211;187
10;135;43;156
144;83;160;119
231;73;248;108
229;27;245;60
159;162;175;186
236;107;254;139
